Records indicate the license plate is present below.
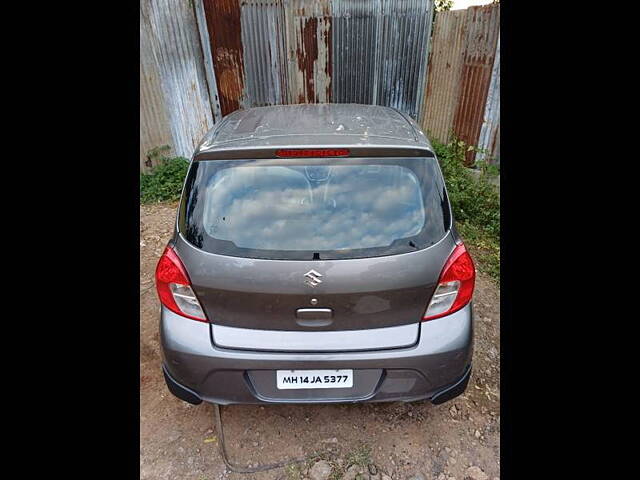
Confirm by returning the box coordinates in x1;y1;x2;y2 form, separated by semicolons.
276;369;353;390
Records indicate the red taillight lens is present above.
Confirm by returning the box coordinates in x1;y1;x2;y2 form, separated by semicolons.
423;243;475;321
275;148;350;158
155;246;207;322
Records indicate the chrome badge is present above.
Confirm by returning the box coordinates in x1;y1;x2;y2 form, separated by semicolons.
304;269;323;287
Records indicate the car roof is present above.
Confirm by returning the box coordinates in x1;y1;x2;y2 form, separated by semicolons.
195;104;433;159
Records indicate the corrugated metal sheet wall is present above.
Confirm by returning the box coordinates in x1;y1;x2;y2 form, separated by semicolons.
139;1;500;169
421;4;500;164
331;0;377;105
477;34;500;165
452;5;499;165
284;0;333;104
140;3;172;170
139;0;214;171
420;8;467;144
201;0;433;119
330;0;433;118
241;1;288;107
373;0;432;118
202;0;246;116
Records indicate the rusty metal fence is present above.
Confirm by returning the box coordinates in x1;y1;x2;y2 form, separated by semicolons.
421;5;500;165
199;0;434;119
140;0;499;171
140;0;215;170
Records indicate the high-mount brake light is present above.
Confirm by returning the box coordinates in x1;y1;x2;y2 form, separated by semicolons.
422;243;475;321
275;148;350;158
155;246;208;322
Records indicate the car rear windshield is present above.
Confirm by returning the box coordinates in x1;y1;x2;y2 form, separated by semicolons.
179;157;450;260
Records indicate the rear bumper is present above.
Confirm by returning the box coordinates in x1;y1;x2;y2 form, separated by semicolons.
160;304;473;405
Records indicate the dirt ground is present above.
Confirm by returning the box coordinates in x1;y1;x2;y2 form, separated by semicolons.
140;203;500;480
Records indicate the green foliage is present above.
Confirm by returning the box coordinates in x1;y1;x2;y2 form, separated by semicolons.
285;462;305;480
345;443;372;468
140;146;189;204
475;158;500;177
432;137;500;281
315;443;372;480
435;0;454;11
457;222;500;281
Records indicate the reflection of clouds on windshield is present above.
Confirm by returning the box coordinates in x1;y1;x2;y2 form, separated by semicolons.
202;165;432;251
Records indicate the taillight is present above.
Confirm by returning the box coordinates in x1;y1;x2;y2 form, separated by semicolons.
155;246;207;322
423;243;475;321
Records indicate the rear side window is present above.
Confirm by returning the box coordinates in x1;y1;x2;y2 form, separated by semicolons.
180;157;449;260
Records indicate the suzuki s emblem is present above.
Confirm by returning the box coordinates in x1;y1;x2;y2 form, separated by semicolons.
304;269;323;287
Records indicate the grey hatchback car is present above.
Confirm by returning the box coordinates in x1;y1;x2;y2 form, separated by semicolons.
157;104;475;406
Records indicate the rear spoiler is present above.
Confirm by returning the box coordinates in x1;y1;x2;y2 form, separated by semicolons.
193;146;435;161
